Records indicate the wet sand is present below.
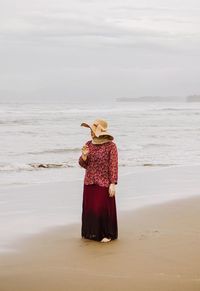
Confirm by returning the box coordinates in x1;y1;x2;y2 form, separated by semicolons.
0;195;200;291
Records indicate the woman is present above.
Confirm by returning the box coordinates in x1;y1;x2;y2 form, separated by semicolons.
78;119;118;243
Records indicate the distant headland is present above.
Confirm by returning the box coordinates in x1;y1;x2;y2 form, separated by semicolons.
187;95;200;102
116;95;200;102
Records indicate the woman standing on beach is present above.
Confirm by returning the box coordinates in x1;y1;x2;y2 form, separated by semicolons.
78;119;118;243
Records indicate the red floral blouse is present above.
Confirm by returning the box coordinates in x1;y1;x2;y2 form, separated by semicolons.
78;140;118;187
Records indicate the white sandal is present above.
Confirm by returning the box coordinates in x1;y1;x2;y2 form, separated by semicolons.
101;237;111;243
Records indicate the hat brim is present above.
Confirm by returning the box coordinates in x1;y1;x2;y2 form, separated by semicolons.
80;122;91;128
98;133;114;140
81;121;114;140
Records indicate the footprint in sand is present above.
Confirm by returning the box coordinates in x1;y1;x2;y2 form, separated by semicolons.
138;230;160;240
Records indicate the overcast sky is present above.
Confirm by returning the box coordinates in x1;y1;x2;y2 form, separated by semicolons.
1;0;200;102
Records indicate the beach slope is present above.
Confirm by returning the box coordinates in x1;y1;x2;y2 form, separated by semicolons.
0;195;200;291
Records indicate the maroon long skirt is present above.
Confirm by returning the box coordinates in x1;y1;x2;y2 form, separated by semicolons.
81;184;118;241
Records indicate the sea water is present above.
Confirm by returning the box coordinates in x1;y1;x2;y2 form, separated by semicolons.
0;100;200;187
0;100;200;252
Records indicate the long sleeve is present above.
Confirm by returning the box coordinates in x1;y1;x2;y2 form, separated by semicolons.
78;155;89;169
109;143;118;185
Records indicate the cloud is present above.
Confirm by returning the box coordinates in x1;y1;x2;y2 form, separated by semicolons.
0;0;200;101
1;7;199;53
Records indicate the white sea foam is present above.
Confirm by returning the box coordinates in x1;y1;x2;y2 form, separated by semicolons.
0;163;34;172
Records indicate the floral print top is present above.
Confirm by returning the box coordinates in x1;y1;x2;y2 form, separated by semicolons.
78;140;118;187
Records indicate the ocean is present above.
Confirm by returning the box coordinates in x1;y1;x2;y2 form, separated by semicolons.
0;100;200;187
0;100;200;252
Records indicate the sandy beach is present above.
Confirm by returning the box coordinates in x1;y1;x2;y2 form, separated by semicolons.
1;0;200;288
0;194;200;291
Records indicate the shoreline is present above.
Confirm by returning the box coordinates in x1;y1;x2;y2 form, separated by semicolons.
0;195;200;290
1;164;200;253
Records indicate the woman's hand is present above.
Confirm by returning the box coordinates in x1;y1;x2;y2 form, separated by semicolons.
109;183;116;197
81;144;89;161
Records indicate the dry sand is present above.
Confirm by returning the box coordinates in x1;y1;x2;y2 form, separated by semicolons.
0;195;200;291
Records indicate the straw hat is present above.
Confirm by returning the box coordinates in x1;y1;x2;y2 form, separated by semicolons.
81;119;114;140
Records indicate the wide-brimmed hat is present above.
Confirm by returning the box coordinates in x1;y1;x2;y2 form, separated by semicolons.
80;119;114;140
